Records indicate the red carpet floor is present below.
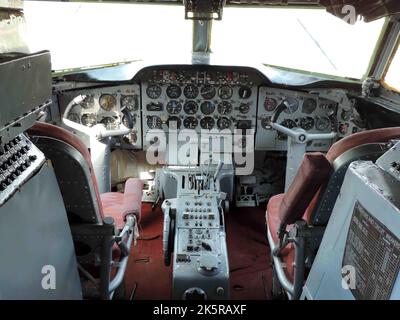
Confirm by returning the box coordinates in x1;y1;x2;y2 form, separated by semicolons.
124;203;272;300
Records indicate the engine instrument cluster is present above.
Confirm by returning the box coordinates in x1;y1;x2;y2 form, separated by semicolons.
142;69;258;149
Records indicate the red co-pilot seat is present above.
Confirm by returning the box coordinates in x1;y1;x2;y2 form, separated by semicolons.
266;127;400;299
28;122;143;299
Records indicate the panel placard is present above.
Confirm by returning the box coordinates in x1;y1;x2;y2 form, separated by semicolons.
343;201;400;300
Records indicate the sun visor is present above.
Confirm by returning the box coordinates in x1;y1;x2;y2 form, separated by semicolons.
0;51;52;144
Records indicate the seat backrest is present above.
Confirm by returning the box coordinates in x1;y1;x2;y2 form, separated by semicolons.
309;143;391;225
305;127;400;225
278;153;332;227
28;122;104;224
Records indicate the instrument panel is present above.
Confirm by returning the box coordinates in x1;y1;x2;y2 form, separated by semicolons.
256;87;339;151
57;66;365;154
142;69;258;149
59;85;142;149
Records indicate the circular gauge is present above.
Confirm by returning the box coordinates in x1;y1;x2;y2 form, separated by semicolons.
341;109;353;121
183;116;198;129
217;101;233;115
278;119;297;140
200;101;215;115
166;100;182;114
166;84;182;99
101;117;117;130
302;98;317;114
300;117;315;130
99;94;117;111
238;86;252;99
183;100;198;115
239;103;250;114
122;114;135;128
261;117;272;129
183;84;199;99
167;116;181;129
217;117;232;130
283;97;299;114
121;95;138;111
81;113;97;127
80;95;94;109
200;85;216;99
67;113;80;123
200;117;215;130
147;116;162;129
264;97;278;112
218;85;233;100
316;116;331;131
146;84;162;99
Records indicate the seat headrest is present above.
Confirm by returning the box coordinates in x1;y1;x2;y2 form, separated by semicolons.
327;127;400;162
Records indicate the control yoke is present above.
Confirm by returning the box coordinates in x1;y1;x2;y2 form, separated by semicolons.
271;101;337;191
271;100;337;144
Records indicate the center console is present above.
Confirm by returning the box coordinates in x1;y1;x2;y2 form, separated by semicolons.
161;163;230;300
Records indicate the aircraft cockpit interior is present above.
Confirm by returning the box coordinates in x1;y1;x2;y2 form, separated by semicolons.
2;0;400;305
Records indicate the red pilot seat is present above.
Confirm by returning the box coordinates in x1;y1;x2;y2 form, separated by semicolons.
28;122;143;228
267;127;400;283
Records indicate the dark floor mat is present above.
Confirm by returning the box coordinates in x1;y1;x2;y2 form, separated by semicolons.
124;202;272;300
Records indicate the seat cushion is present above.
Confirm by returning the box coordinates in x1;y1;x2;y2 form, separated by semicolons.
101;178;144;229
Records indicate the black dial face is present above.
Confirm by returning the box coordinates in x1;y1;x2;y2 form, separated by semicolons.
167;116;181;129
218;85;233;100
238;86;252;99
80;95;94;109
147;116;162;129
217;101;233;115
261;117;272;129
183;84;199;99
217;117;232;130
316;116;331;131
183;116;198;129
200;85;216;99
81;113;97;127
278;119;297;140
166;100;182;114
166;84;182;99
300;117;315;130
122;114;135;128
200;101;215;115
283;97;299;114
239;103;250;114
146;84;162;99
183;100;198;115
121;95;138;111
302;98;317;114
200;117;215;130
264;97;277;112
101;117;117;130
